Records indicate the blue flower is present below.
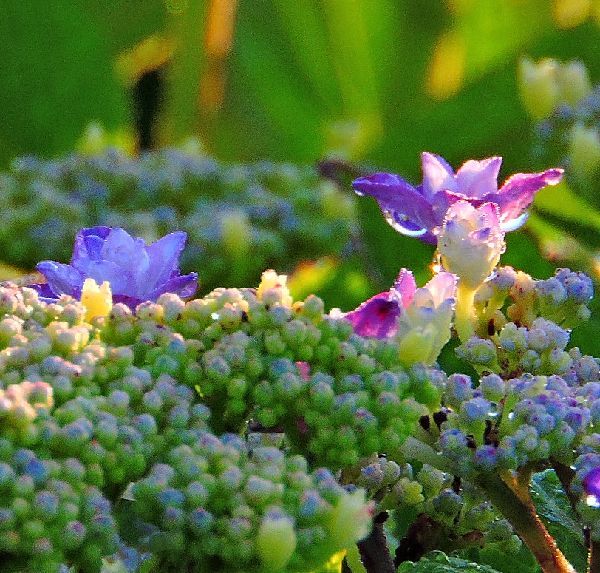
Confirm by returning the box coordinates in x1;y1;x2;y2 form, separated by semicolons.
34;226;197;308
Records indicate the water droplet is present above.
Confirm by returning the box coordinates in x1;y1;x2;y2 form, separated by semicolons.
501;212;529;232
383;209;428;237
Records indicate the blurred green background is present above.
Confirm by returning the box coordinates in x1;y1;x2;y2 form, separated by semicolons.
2;0;600;352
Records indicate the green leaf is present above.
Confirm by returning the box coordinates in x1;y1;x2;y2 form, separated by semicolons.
530;470;587;573
397;551;503;573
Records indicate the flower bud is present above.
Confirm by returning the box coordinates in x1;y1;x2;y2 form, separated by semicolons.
518;57;561;120
81;278;112;322
257;270;293;308
569;123;600;177
256;512;297;571
557;60;592;105
439;201;505;289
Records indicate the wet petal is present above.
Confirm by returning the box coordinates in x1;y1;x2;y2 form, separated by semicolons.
100;228;148;268
424;272;457;307
84;260;130;295
492;168;564;225
393;269;417;308
71;227;112;271
146;231;188;289
352;172;437;231
149;272;198;300
344;292;401;338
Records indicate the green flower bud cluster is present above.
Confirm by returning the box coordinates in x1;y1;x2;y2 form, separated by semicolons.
473;267;593;337
0;278;441;571
3;147;357;290
107;285;442;469
126;436;372;572
366;456;520;556
0;442;118;573
529;79;600;195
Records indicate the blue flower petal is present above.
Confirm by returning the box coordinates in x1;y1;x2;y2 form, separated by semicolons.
36;261;83;298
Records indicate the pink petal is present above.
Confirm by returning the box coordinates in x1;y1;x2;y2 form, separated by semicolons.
344;292;401;339
424;272;457;306
455;157;502;198
493;168;564;224
393;269;417;308
421;152;457;199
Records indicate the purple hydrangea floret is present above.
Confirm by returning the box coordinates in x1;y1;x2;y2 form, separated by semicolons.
352;152;563;243
344;269;416;338
583;466;600;501
34;226;198;308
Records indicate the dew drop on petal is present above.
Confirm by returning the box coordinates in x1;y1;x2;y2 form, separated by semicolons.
500;212;529;232
383;210;428;237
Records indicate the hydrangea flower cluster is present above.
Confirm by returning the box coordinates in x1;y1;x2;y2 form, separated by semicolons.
350;153;600;573
1;146;356;291
0;238;461;572
3;145;600;573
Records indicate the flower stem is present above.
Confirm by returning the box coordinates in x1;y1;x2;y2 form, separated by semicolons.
455;282;476;342
477;473;575;573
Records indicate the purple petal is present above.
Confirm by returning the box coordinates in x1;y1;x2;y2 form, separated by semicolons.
28;283;59;303
101;228;149;271
430;189;472;224
583;466;600;499
149;272;198;300
80;226;112;240
71;226;113;268
84;260;130;295
393;269;417;308
352;172;437;232
491;168;564;225
113;294;144;309
29;283;55;298
344;292;401;338
35;262;83;298
146;232;188;289
421;152;456;199
455;157;502;198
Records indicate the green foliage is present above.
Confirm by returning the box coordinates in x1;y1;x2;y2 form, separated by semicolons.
397;551;503;573
531;470;587;573
0;1;129;166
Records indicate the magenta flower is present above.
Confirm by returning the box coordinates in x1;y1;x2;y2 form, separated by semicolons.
344;269;417;338
344;269;456;339
353;153;563;243
34;226;198;308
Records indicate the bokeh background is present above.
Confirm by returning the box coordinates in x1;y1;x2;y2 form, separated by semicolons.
2;0;600;357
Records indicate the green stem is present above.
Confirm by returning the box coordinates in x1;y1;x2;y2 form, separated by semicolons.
455;282;476;342
477;473;575;573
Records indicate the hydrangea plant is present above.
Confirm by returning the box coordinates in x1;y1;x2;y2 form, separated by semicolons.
1;151;599;573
